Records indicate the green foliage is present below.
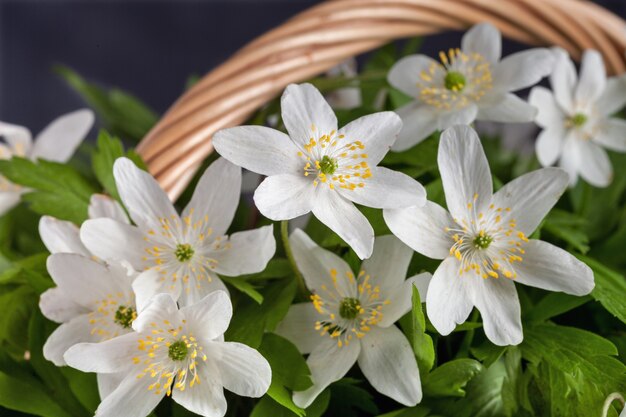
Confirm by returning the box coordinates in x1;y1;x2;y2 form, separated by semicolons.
327;378;379;416
423;359;484;397
578;255;626;324
0;158;97;224
408;285;435;374
55;66;158;142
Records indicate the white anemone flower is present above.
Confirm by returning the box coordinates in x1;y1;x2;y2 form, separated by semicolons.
529;48;626;187
80;157;275;306
0;109;94;215
213;83;426;259
40;253;138;399
39;194;129;257
276;229;431;408
64;292;271;417
388;23;554;151
384;125;594;346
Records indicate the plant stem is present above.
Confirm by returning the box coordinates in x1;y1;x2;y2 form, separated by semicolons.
456;309;480;358
281;220;307;299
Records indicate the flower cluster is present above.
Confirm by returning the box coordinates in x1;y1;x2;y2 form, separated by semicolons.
19;22;618;417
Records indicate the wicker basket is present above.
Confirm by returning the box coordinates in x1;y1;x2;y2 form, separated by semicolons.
136;0;626;199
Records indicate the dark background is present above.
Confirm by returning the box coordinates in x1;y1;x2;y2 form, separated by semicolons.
1;0;625;133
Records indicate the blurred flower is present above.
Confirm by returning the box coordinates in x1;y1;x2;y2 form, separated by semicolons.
388;23;554;151
529;48;626;187
64;292;271;417
213;83;426;259
39;194;129;257
384;125;594;346
276;229;430;408
41;253;138;400
325;58;362;110
0;109;94;215
80;157;275;306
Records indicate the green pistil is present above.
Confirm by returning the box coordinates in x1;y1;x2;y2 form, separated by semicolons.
445;71;466;91
339;297;361;319
570;113;588;128
319;155;338;175
113;306;136;329
175;243;194;262
168;340;189;361
473;234;493;250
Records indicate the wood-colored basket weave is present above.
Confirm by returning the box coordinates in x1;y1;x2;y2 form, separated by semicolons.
136;0;626;199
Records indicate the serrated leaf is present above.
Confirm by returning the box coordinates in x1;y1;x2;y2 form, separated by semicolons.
577;255;626;324
410;285;435;374
524;292;591;323
423;359;484;397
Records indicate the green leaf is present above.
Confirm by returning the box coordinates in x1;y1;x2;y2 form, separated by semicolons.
376;407;431;417
423;359;484;397
409;285;435;373
0;157;96;223
541;209;589;253
0;286;37;353
220;276;263;304
524;292;591;323
250;388;330;417
55;65;158;142
258;333;312;392
0;371;73;417
577;255;626;324
327;378;379;417
92;130;146;201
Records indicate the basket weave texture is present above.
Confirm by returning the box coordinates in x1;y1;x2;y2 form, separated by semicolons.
136;0;626;199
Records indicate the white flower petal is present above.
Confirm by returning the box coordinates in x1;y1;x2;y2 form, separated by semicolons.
388;55;440;97
311;191;374;259
0;121;32;155
528;86;566;129
113;157;178;230
594;118;626;152
426;257;473;335
204;341;271;397
180;291;232;341
281;83;337;147
338;167;426;209
477;93;537;123
31;109;94;163
88;194;130;224
535;127;566;167
338;112;402;165
438;125;493;219
384;202;455;260
596;75;626;115
172;362;226;417
97;373;125;400
577;139;613;187
43;314;95;366
95;372;164;417
559;133;581;186
293;338;360;408
493;49;554;92
178;273;228;308
392;103;439;151
358;325;422;406
0;191;21;216
514;240;594;296
213;126;302;176
469;277;522;346
132;269;180;313
360;235;413;297
47;253;130;309
275;303;320;355
80;218;146;270
132;293;183;334
436;105;479;131
461;23;501;64
490;167;568;236
39;287;89;323
64;332;138;373
181;158;241;237
210;225;276;276
575;50;606;104
253;174;314;220
378;272;432;327
39;216;90;256
550;48;577;112
289;228;355;297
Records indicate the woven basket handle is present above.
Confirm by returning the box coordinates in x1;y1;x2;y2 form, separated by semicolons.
136;0;626;199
